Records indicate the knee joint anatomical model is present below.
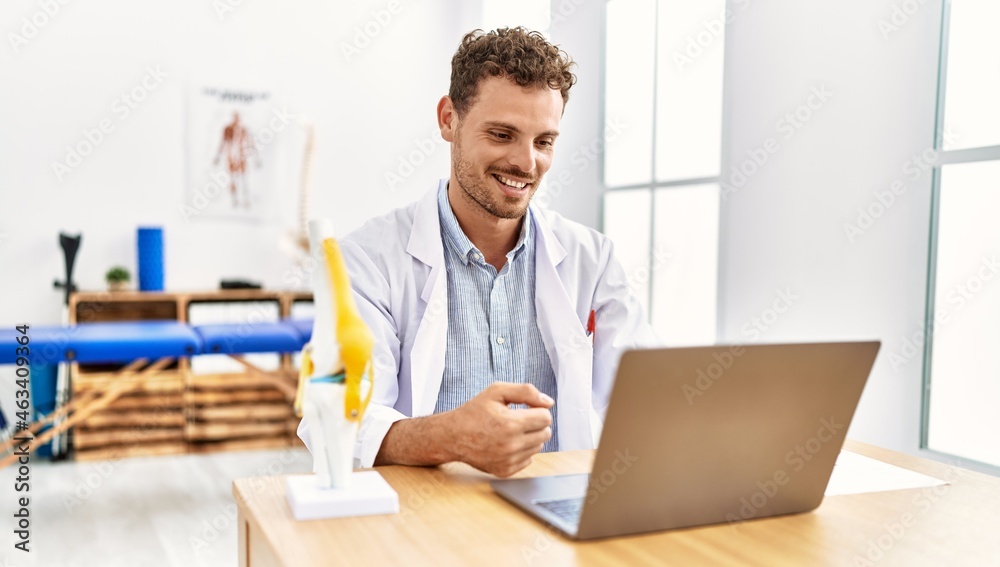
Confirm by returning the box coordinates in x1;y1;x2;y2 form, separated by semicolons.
294;220;374;489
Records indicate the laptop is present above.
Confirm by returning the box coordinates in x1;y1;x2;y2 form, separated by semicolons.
490;341;881;540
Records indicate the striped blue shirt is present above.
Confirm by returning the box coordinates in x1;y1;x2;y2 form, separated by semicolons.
434;183;559;452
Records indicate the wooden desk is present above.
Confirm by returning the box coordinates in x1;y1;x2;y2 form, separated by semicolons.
232;440;1000;566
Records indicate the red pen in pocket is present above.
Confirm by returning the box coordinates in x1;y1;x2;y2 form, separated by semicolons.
586;309;596;345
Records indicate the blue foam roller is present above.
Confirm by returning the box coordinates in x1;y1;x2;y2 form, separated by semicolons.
137;226;164;291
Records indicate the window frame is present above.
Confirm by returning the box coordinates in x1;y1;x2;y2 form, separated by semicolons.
599;0;726;341
921;0;1000;474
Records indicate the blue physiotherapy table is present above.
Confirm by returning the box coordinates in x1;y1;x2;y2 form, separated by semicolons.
0;319;314;466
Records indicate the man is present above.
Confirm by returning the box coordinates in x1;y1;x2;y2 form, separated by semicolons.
298;27;657;477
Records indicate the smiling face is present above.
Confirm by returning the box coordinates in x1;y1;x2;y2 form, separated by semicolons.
440;76;563;221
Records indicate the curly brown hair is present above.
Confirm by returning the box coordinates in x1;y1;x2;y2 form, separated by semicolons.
449;27;577;118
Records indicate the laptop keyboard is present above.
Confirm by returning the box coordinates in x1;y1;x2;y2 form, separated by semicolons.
534;497;584;525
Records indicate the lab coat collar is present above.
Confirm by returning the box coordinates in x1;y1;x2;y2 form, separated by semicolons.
410;179;562;269
406;178;449;272
528;200;567;268
405;180;449;413
435;180;537;267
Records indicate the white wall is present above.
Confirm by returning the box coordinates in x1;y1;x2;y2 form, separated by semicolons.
718;0;943;456
2;0;945;461
0;0;607;429
0;0;485;326
0;0;606;329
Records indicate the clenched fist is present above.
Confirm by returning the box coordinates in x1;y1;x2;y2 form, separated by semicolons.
374;382;554;477
449;382;554;477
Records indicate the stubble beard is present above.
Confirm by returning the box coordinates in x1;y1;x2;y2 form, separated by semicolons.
452;134;536;220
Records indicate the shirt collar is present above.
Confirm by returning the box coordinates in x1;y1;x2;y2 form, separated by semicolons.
437;182;532;266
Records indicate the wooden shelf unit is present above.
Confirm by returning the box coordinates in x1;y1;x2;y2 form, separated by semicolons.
67;290;311;461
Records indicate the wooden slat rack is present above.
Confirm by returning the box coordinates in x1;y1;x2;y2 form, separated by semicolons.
66;289;312;461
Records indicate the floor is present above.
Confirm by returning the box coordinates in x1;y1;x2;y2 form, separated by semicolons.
0;447;313;567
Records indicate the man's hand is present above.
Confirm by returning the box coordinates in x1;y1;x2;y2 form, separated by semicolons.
450;383;554;477
373;383;554;477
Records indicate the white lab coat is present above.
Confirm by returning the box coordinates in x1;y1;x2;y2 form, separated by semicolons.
298;179;659;468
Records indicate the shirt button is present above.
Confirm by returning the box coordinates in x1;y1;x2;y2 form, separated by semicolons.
496;336;505;345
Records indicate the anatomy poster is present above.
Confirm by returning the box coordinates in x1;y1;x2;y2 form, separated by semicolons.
184;87;297;222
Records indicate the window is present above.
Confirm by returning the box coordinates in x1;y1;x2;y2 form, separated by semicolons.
924;0;1000;469
602;0;725;345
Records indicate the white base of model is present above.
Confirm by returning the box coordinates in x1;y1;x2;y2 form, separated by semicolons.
285;471;399;521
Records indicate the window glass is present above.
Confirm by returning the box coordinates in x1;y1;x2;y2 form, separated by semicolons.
942;0;1000;150
928;160;1000;467
604;0;656;187
603;189;653;314
655;0;726;181
651;184;719;344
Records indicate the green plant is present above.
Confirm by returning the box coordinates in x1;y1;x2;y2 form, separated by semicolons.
105;266;131;283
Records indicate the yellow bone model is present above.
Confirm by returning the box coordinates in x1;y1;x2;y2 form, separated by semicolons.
294;237;375;422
